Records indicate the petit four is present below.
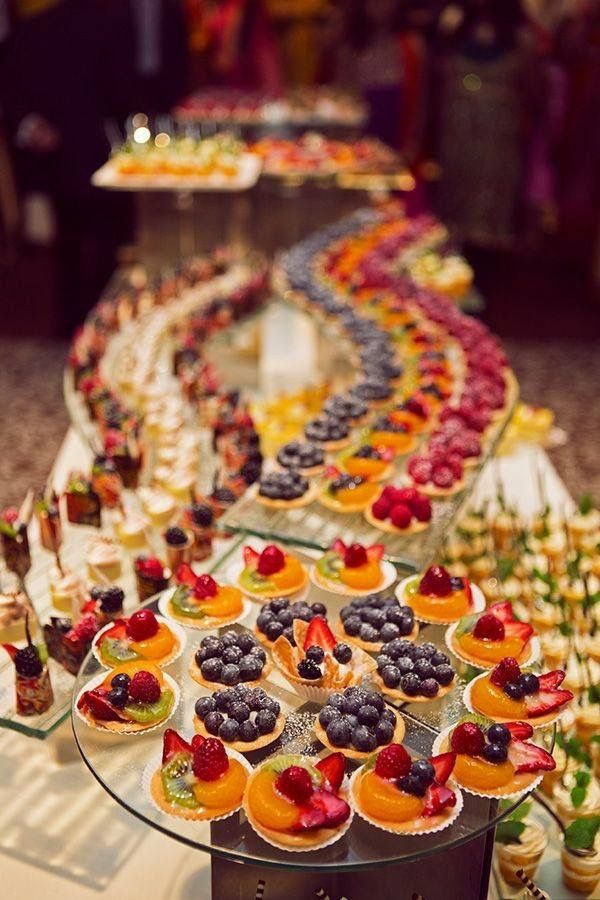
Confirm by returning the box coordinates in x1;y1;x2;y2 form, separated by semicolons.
93;608;183;668
466;659;573;726
76;661;177;732
163;526;194;570
311;540;391;595
190;629;270;688
365;484;432;533
3;617;54;716
236;545;308;600
64;474;101;528
374;639;456;701
86;535;122;582
446;601;538;669
134;556;171;602
194;684;285;751
397;565;484;624
369;415;416;454
319;470;380;513
315;686;405;758
337;443;394;482
162;565;245;629
44;613;99;674
0;588;35;644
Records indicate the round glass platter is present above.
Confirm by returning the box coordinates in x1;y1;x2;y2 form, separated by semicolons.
72;539;553;872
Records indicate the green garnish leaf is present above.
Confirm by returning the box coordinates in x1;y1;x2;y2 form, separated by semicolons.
578;494;594;516
558;622;574;637
564;816;600;851
495;820;526;844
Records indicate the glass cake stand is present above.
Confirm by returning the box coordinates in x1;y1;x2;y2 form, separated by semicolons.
72;537;552;899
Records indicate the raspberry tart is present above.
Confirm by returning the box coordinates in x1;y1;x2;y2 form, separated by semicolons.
465;659;573;727
159;564;247;630
243;751;352;850
76;661;178;733
446;601;539;669
147;730;250;821
350;743;462;835
92;608;184;668
338;593;418;652
193;684;285;752
310;540;395;596
364;485;433;534
234;545;308;600
318;468;380;513
373;639;456;702
190;629;271;689
396;565;485;624
255;597;327;648
406;452;465;498
314;686;405;759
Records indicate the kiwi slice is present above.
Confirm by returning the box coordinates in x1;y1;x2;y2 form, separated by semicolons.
170;586;206;619
161;753;199;809
101;637;139;664
125;688;174;724
239;569;271;593
316;553;342;580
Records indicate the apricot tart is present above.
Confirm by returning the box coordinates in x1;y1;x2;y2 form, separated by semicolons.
365;484;432;534
76;661;178;733
311;540;395;596
338;594;417;652
397;565;484;624
159;564;247;629
190;629;270;688
243;751;352;851
350;744;462;835
446;601;539;669
374;639;456;702
465;659;573;727
194;685;285;752
315;686;405;759
255;597;327;648
93;609;184;668
369;415;416;454
235;545;308;600
271;616;376;702
318;468;380;513
433;719;555;798
337;444;394;482
147;730;250;821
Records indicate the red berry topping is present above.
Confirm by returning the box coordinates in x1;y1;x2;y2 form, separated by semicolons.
162;728;192;763
126;608;159;641
128;670;161;703
419;565;452;597
473;613;505;642
432;465;454;488
371;497;391;520
243;546;260;568
257;544;285;576
135;556;165;578
395;487;419;506
430;752;456;785
303;616;337;651
344;543;368;568
407;456;432;484
276;765;314;805
411;495;432;522
315;752;345;792
175;563;197;587
450;722;485;756
375;743;411;779
2;506;19;524
72;613;99;643
390;503;412;529
194;573;218;598
422;782;456;817
192;737;229;781
490;657;521;687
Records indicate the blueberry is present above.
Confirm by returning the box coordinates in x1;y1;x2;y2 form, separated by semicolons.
411;646;427;661
326;718;351;747
295;607;313;622
221;664;240;686
398;773;426;797
375;719;395;745
107;687;128;707
420;678;439;698
387;638;413;659
482;742;508;763
419;642;437;659
431;651;450;667
310;602;327;615
255;709;277;734
221;631;238;648
365;608;386;629
223;645;243;665
218;719;240;742
239;655;263;681
111;673;130;690
359;623;378;643
306;645;325;663
238;720;258;742
319;706;341;728
195;696;216;719
450;576;464;591
327;692;346;711
385;606;406;626
343;616;362;636
229;701;250;723
270;598;288;613
278;609;294;627
195;649;206;667
249;646;267;662
504;681;525;700
411;760;435;785
380;622;401;643
340;605;353;621
201;636;223;653
363;691;384;712
282;626;295;645
215;689;237;710
414;659;435;680
381;707;396;725
352;725;377;752
382;665;401;688
263;620;283;641
262;697;281;716
342;694;362;715
204;711;225;734
333;643;352;664
518;673;540;695
358;704;380;726
201;657;223;680
488;723;511;746
257;611;274;632
400;673;421;696
376;653;393;672
397;614;415;636
344;714;359;730
433;665;455;686
396;656;415;674
298;659;322;680
237;632;257;654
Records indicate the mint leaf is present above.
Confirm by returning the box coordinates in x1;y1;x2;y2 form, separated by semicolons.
588;683;600;704
564;816;600;851
495;820;526;844
575;770;591;789
579;494;594;515
497;557;516;582
559;621;574;636
571;786;587;808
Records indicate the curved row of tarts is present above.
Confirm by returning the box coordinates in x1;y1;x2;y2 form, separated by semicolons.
75;548;573;852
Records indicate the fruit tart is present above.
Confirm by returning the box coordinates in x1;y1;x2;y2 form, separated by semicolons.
369;415;416;455
255;597;327;648
93;608;184;668
339;593;418;652
271;616;376;703
311;540;394;596
276;441;325;476
318;468;380;513
446;601;539;670
337;444;395;483
235;544;308;600
190;629;270;689
304;414;351;451
147;730;250;821
433;718;555;798
315;686;405;759
350;744;462;835
465;658;573;727
406;452;465;498
160;564;247;630
243;751;352;851
365;485;432;534
374;639;456;702
76;661;178;733
194;684;285;752
396;565;484;624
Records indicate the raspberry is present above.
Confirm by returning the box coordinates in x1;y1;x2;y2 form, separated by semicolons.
375;744;411;779
276;765;313;804
135;556;164;579
490;657;521;687
411;495;432;522
73;613;99;643
371;498;391;520
193;737;229;781
257;545;285;576
432;465;454;488
450;722;485;756
194;574;218;598
473;613;505;642
126;609;159;641
395;487;419;506
390;503;412;529
344;543;368;568
407;457;432;485
128;670;161;703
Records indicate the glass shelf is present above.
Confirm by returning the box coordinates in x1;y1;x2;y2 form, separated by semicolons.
72;538;553;871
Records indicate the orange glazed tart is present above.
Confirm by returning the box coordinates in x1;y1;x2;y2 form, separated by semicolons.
93;608;184;668
433;718;555;799
318;468;380;513
76;661;178;733
350;743;462;835
235;545;308;600
397;565;485;624
146;730;250;821
465;659;573;728
446;601;539;670
336;444;395;482
368;414;417;455
244;751;352;851
310;540;395;596
159;563;247;629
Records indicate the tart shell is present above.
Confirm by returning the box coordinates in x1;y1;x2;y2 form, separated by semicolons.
193;711;286;753
314;704;405;760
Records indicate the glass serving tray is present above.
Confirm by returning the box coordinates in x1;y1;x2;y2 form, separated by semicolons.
72;536;552;871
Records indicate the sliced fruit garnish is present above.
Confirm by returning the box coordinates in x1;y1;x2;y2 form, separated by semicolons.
430;752;456;785
503;621;534;642
315;753;345;792
194;574;218;598
505;721;534;741
295;805;327;831
80;689;124;721
507;740;556;774
124;688;173;724
366;543;385;562
331;538;346;555
162;728;192;763
525;688;573;718
308;788;350;828
161;752;198;809
175;563;197;587
488;601;515;623
422;783;456;817
303;616;337;652
243;546;260;568
538;670;566;691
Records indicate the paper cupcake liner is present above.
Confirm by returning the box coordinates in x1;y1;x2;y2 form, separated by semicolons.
193;712;286;754
395;576;485;625
74;670;180;735
462;672;568;730
444;625;541;671
309;559;397;598
348;768;464;836
335;619;419;655
226;560;310;604
92;616;187;669
143;742;252;822
158;588;252;631
431;726;544;799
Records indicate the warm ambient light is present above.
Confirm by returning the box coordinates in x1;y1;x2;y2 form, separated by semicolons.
132;112;148;128
133;126;151;144
154;132;171;148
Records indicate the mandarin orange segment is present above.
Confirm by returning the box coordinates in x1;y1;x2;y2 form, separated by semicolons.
340;561;383;590
130;623;176;659
471;678;527;718
410;591;470;621
358;771;423;823
271;558;305;590
197;586;243;617
343;457;387;479
458;633;526;665
454;754;515;790
247;769;299;830
192;759;247;808
336;482;379;506
370;431;413;453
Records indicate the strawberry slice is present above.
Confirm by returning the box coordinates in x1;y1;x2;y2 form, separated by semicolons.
295;805;326;831
80;689;124;721
366;543;385;562
162;728;192;763
175;563;197;587
422;783;457;818
316;752;345;792
430;752;456;785
191;734;205;752
488;601;515;623
525;688;573;718
243;546;260;568
309;788;351;827
504;621;534;642
463;578;473;607
303;616;337;652
325;465;341;480
331;538;346;556
508;740;556;774
505;721;534;741
538;670;566;690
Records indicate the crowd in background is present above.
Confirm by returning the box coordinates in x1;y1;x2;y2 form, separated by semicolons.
0;0;598;333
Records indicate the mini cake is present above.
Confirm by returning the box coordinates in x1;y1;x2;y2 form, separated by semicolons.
369;415;416;454
0;589;35;643
190;629;270;688
113;508;149;549
84;584;125;625
398;565;483;624
466;660;573;726
339;593;418;651
236;545;308;600
162;526;194;570
350;744;461;834
255;597;326;647
365;484;432;534
319;469;380;513
49;564;88;615
315;686;405;759
337;444;394;482
44;613;98;674
256;470;315;509
162;565;245;629
64;473;101;527
276;441;325;476
304;414;350;450
181;502;214;561
3;619;54;716
134;556;171;603
311;540;390;595
436;719;555;797
76;661;177;733
244;751;352;850
194;684;285;751
374;639;456;701
138;487;177;528
149;730;249;821
446;601;537;669
93;608;182;668
86;535;122;582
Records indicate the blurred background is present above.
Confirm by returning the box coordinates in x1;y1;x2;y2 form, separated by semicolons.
0;0;599;501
